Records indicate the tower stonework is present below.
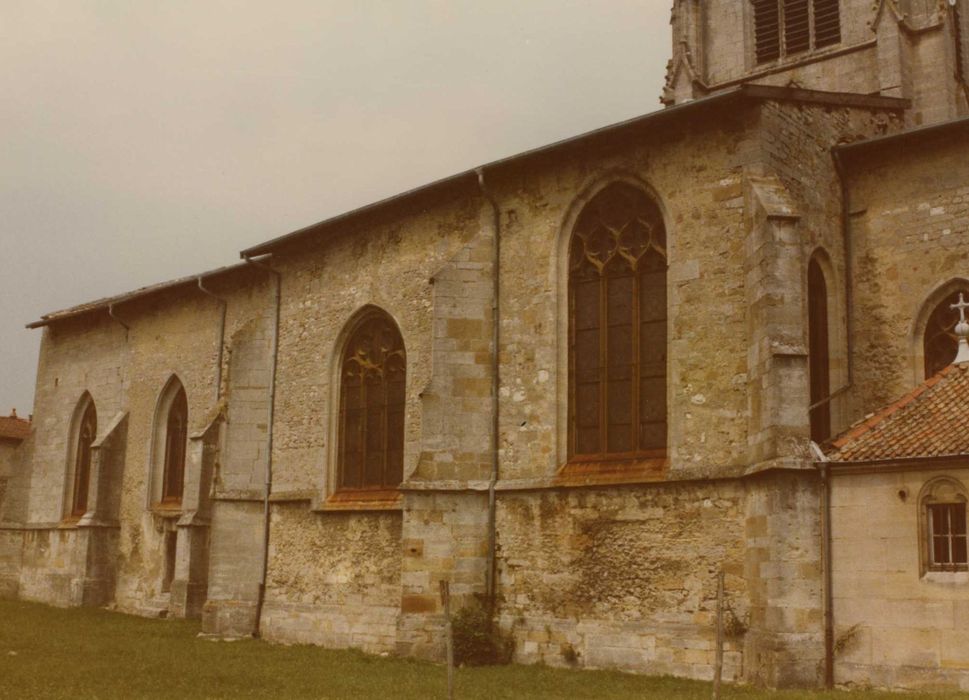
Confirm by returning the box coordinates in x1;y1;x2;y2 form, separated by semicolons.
665;0;969;125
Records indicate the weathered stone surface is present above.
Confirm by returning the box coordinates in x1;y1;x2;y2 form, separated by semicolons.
4;3;969;691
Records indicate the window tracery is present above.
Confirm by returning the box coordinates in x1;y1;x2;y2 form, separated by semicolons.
338;311;406;490
568;183;667;461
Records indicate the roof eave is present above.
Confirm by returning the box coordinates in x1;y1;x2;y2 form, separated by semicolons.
241;85;907;258
26;260;254;330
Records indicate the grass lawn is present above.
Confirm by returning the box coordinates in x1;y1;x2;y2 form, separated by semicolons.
0;600;967;699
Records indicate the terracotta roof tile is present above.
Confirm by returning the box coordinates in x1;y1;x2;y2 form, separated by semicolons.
827;362;969;462
0;414;30;442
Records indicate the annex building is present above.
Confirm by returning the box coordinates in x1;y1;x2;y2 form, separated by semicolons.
2;0;969;690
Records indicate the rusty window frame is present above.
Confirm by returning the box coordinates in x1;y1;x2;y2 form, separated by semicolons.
808;259;831;443
161;385;188;504
567;183;668;463
70;401;97;517
752;0;841;65
924;288;969;378
337;311;406;491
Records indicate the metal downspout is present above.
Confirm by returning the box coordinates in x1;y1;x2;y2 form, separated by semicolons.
475;167;501;608
107;303;130;336
197;276;227;401
242;254;281;638
811;442;834;689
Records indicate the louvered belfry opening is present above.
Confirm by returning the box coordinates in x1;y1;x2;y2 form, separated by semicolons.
753;0;841;65
338;311;406;490
924;288;969;378
813;0;841;48
568;183;668;461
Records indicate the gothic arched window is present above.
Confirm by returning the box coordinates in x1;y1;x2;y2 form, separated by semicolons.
161;384;188;504
808;258;831;443
924;288;969;378
70;397;97;517
338;311;406;490
568;183;667;460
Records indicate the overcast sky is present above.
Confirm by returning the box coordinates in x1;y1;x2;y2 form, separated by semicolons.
1;1;672;416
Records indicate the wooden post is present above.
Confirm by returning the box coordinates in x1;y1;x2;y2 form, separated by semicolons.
439;580;454;700
712;569;725;700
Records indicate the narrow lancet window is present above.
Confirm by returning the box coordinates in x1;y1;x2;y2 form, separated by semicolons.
808;259;831;443
338;311;406;490
161;385;188;504
70;399;97;517
568;183;667;461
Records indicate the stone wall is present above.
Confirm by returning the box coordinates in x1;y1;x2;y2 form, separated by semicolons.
3;89;930;689
496;482;747;681
702;0;878;91
843;126;969;418
831;466;969;691
261;504;402;653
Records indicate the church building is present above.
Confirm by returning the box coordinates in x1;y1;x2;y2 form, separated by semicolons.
2;0;969;690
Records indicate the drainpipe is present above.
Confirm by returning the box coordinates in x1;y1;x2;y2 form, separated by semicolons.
107;302;130;337
811;440;834;689
242;254;281;637
197;275;227;402
475;167;501;609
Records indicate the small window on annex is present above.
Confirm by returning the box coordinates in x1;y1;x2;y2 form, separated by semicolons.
921;478;969;573
924;287;969;378
752;0;841;64
69;395;97;517
568;182;668;461
337;310;406;491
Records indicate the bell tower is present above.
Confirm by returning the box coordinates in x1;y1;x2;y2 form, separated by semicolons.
661;0;969;124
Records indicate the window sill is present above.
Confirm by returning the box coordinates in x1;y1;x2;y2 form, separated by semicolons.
553;455;668;488
922;570;969;584
150;502;183;518
57;515;82;529
316;489;403;513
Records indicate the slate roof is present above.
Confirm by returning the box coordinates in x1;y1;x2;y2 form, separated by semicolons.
0;413;30;442
827;362;969;463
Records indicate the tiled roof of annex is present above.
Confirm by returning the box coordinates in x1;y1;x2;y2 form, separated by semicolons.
0;411;30;442
826;362;969;463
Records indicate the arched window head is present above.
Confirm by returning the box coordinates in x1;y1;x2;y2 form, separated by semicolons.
338;310;406;490
924;287;969;378
70;397;97;517
568;183;668;460
920;477;969;573
161;384;188;504
808;258;831;443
